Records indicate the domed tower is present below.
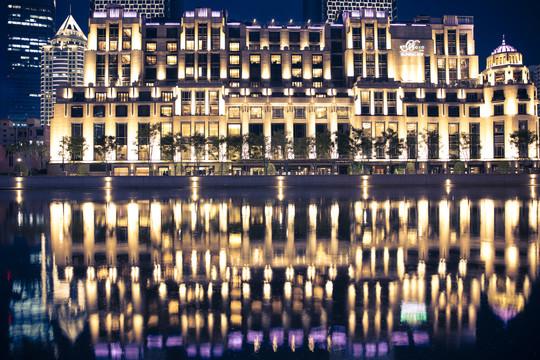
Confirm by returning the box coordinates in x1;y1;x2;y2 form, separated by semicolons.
483;36;528;85
481;36;538;163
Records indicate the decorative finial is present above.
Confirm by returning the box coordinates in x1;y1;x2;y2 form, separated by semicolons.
69;4;72;16
502;34;506;45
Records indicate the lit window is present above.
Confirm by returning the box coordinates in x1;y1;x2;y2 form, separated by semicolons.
95;92;107;102
271;55;282;64
250;106;262;119
145;55;157;65
315;107;327;119
161;105;173;117
228;124;241;136
229;68;240;79
167;55;177;65
228;106;240;119
167;42;178;51
229;55;240;65
146;42;157;52
337;106;348;119
229;42;240;51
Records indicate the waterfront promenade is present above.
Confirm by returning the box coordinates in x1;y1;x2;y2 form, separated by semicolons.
0;174;538;189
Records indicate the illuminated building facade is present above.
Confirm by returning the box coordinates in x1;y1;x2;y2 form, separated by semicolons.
3;0;55;124
90;0;184;20
41;15;87;126
49;8;538;175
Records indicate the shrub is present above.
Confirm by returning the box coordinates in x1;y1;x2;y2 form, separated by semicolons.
267;163;277;175
14;163;29;176
350;162;364;175
393;166;406;174
218;163;230;175
453;161;466;174
496;161;512;174
76;165;89;176
406;162;416;174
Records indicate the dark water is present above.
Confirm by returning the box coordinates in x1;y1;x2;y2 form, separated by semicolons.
1;185;540;360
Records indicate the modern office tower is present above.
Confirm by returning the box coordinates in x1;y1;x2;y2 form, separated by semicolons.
90;0;184;19
303;0;323;23
49;8;538;175
323;0;397;22
530;64;540;114
3;0;55;123
41;16;87;126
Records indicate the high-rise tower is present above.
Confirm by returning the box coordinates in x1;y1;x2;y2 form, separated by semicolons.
2;0;55;123
303;1;398;22
41;15;87;126
89;0;184;19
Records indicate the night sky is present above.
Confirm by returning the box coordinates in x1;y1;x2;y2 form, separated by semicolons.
56;0;540;67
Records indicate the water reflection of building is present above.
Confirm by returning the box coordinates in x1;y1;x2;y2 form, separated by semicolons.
43;193;539;357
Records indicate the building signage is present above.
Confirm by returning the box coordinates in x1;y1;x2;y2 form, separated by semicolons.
400;40;425;56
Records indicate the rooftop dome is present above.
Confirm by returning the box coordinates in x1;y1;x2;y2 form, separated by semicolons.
491;35;517;55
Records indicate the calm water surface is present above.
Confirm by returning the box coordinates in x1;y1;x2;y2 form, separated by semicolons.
1;185;540;360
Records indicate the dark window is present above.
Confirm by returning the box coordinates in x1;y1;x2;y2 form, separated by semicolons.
470;123;480;159
166;67;177;80
436;33;444;55
73;92;85;102
427;105;439;117
71;123;83;137
448;106;460;117
271;123;285;135
517;88;529;100
466;93;479;102
406;106;418;117
71;106;83;118
289;32;300;43
293;123;306;138
493;90;505;101
331;28;341;39
424;56;430;82
518;103;527;115
249;31;260;42
469;106;480;117
494;104;504;116
139;91;152;101
448;30;456;55
425;92;437;102
146;27;157;38
309;32;320;43
138;105;150;117
378;53;387;78
93;105;106;118
446;92;458;102
377;27;386;50
269;32;280;43
145;68;156;80
352;27;362;49
166;28;178;38
403;92;416;102
493;122;505;158
228;27;240;38
249;123;263;136
116;105;128;117
116;123;127;160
